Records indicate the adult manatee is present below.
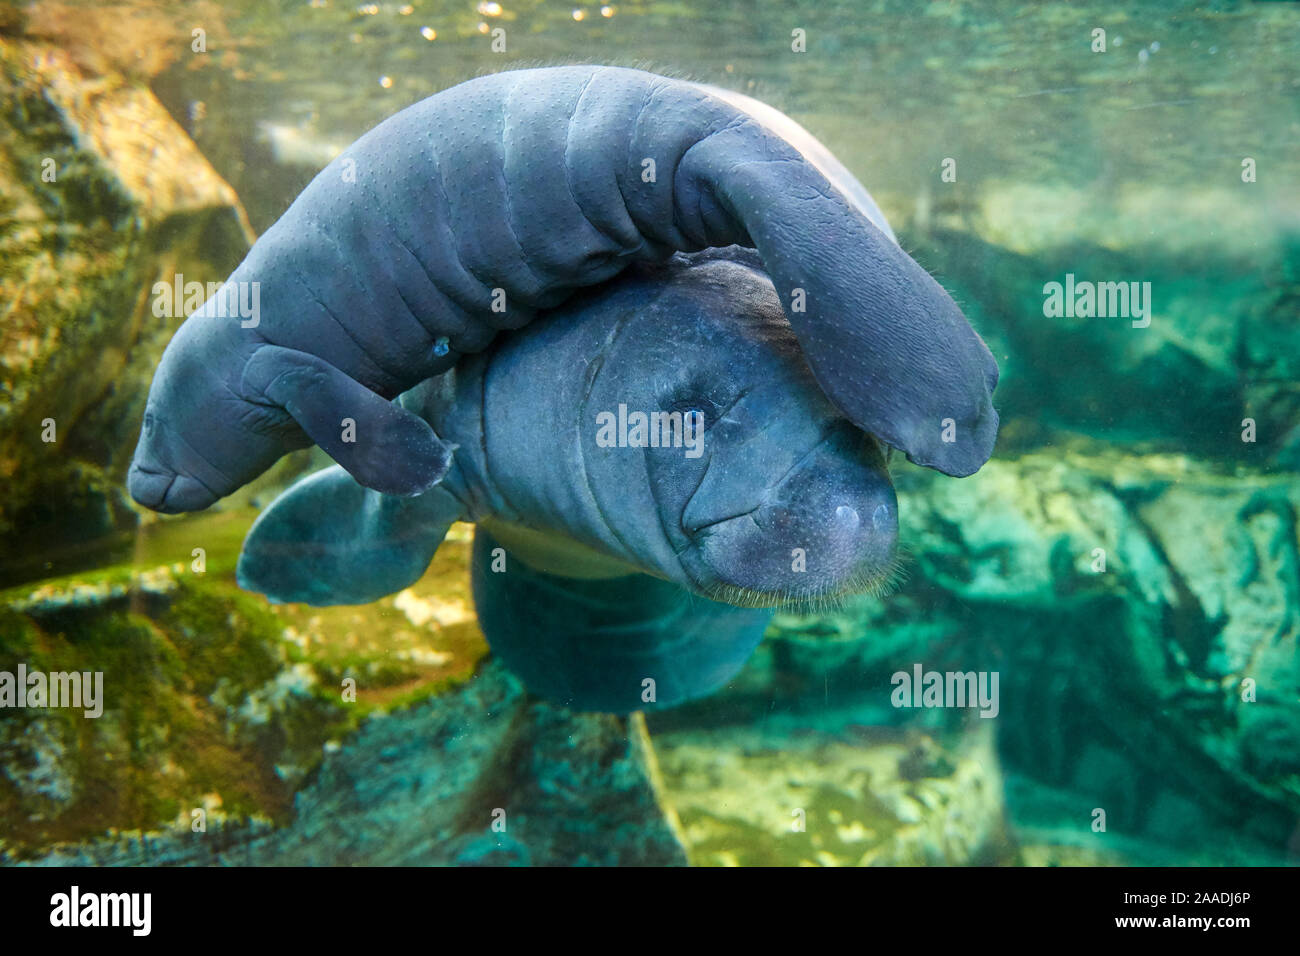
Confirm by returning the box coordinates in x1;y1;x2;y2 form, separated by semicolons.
237;250;900;712
129;65;998;515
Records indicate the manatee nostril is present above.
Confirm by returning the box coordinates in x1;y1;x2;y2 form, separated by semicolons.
834;504;860;529
871;503;890;531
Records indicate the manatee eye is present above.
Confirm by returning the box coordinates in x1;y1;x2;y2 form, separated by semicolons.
666;395;722;430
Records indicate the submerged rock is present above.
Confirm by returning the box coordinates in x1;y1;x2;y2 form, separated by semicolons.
0;36;253;586
2;520;686;866
0;516;489;861
723;449;1300;864
0;564;352;858
896;192;1300;469
653;722;1008;866
21;661;688;867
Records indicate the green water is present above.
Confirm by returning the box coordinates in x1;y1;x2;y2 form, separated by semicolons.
1;0;1297;866
162;1;1300;223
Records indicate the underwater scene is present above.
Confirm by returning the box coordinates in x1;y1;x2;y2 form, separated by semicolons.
0;0;1297;871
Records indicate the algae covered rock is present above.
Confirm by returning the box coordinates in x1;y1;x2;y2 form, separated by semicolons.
0;35;253;585
653;722;1008;866
0;512;490;862
231;660;687;866
0;565;351;858
2;517;686;867
21;661;689;867
903;450;1300;827
741;450;1299;864
895;183;1300;468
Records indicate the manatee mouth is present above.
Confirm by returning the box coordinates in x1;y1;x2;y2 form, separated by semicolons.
128;464;221;514
127;412;226;513
678;504;900;610
674;424;900;610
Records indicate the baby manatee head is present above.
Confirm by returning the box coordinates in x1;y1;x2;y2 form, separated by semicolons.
127;318;298;514
575;249;899;607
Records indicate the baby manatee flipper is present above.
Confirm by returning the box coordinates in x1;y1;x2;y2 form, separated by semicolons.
243;346;453;497
236;465;463;606
470;528;772;714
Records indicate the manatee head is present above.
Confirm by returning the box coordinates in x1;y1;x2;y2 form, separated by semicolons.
484;248;899;609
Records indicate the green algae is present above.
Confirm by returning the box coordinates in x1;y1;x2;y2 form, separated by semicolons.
0;508;488;859
655;727;1010;867
0;575;342;856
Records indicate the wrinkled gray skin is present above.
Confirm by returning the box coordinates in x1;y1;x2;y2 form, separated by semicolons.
129;65;998;517
237;249;898;710
238;249;897;611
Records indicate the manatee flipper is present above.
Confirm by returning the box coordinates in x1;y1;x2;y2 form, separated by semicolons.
470;528;772;714
242;346;453;497
236;465;463;606
670;124;997;476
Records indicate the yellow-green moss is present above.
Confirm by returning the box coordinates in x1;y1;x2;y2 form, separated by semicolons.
1;514;489;858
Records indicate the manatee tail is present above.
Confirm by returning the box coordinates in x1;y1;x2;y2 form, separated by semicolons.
470;528;772;714
236;464;463;606
130;65;997;515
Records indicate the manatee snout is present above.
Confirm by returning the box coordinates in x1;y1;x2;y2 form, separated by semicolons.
127;334;312;514
680;423;898;605
128;419;290;515
128;412;230;514
128;462;219;514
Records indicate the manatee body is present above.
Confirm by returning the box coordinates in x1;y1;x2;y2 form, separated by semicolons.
237;250;898;712
130;65;998;517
